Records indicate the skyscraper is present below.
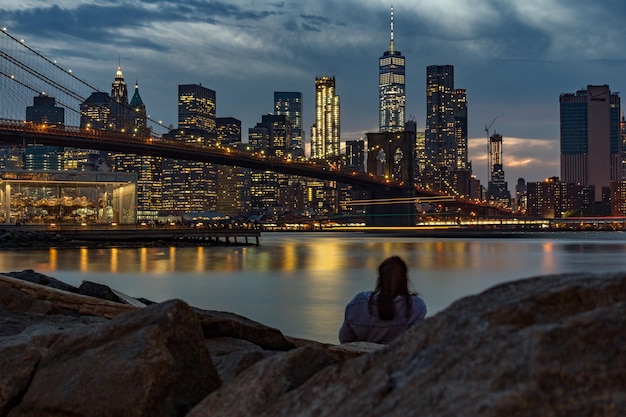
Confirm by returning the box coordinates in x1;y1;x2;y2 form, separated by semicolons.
423;65;470;195
25;93;65;171
311;76;340;160
379;6;405;133
560;85;621;202
487;133;510;206
274;92;303;153
178;84;216;135
161;84;219;213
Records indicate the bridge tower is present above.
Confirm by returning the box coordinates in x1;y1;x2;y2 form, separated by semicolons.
365;120;417;226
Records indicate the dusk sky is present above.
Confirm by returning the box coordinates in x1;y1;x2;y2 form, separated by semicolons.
3;0;626;185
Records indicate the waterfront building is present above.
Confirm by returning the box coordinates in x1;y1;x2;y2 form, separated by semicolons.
610;181;626;216
526;177;594;217
423;65;470;195
311;76;340;160
379;6;405;133
560;85;621;206
0;171;137;224
274;92;304;155
487;133;511;207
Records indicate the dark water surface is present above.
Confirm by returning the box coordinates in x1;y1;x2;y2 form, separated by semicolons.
2;231;626;343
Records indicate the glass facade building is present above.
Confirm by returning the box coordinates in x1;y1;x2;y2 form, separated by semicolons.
0;171;136;224
379;7;405;133
560;85;621;202
311;76;340;160
274;92;303;153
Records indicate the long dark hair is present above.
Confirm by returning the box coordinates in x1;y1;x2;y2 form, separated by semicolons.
369;256;413;320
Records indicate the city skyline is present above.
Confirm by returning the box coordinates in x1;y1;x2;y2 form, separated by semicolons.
3;1;626;185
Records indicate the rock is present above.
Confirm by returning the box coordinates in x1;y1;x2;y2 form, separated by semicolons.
78;280;125;303
4;269;78;293
5;299;221;417
204;337;276;384
0;282;64;315
195;308;295;351
212;272;626;417
0;310;107;415
188;345;338;417
325;341;386;360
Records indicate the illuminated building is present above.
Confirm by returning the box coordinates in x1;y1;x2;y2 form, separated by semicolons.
0;171;137;224
560;85;621;206
345;139;365;171
25;93;65;171
216;117;242;146
178;84;216;135
423;65;470;195
487;133;510;206
274;92;304;154
109;80;162;221
527;177;593;218
311;76;340;160
215;117;251;216
379;6;405;133
159;84;218;214
161;128;217;213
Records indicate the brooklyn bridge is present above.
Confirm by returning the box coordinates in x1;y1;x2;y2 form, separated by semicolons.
0;27;508;226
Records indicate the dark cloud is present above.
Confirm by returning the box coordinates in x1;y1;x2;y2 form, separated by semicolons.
3;0;626;184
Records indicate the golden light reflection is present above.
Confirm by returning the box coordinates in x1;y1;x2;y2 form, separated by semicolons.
196;246;204;272
110;248;118;273
169;247;176;272
281;244;297;272
79;248;88;272
140;247;148;273
541;242;556;272
48;248;57;270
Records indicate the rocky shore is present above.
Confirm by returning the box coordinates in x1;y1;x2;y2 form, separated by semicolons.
0;268;624;416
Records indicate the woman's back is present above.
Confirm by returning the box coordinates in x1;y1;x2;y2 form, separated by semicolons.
338;291;427;344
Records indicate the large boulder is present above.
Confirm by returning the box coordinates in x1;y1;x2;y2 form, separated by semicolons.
4;299;221;417
195;308;294;351
191;272;626;417
188;345;338;417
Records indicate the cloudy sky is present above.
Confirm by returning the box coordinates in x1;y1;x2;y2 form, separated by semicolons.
3;0;626;185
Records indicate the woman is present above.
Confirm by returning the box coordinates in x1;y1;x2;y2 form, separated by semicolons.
338;256;426;344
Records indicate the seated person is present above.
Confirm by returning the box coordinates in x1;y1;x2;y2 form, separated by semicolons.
339;256;426;344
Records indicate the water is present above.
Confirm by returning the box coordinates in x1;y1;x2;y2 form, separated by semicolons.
2;231;626;343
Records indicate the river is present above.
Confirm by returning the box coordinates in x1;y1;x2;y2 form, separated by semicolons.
2;231;626;343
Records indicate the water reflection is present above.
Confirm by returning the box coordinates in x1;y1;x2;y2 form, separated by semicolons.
2;232;626;343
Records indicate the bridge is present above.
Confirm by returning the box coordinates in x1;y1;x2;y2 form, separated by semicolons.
0;27;508;226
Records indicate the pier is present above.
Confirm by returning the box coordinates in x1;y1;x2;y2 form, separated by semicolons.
8;223;261;246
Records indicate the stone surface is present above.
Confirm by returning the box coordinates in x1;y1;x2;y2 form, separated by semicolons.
204;337;276;384
198;272;626;417
4;269;78;293
188;345;338;417
1;270;624;416
5;299;221;417
195;308;295;351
